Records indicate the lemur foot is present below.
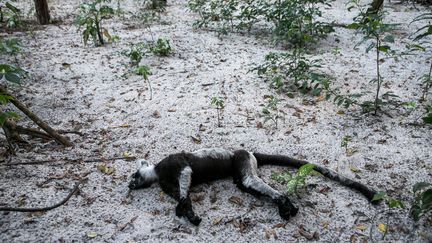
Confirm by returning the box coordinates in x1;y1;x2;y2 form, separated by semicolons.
176;198;201;226
186;213;202;226
275;196;298;220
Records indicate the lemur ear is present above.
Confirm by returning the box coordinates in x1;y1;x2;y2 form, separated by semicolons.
136;159;149;168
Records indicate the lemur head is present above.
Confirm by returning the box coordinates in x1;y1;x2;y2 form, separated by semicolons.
128;159;158;190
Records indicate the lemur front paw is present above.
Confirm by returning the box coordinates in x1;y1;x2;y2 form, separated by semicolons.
176;198;202;226
187;213;202;226
276;196;298;220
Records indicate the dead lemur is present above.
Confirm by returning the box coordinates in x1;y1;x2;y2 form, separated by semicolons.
128;148;377;226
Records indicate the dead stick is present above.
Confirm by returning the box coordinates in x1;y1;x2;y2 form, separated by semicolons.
111;216;138;239
2;156;137;166
0;86;72;147
0;182;81;212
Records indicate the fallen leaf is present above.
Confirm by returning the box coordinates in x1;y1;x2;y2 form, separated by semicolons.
123;151;132;158
212;217;223;225
87;232;98;238
61;63;71;69
97;164;115;175
346;148;358;156
355;224;367;231
378;223;386;233
190;135;202;144
337;110;345;115
152;111;161;118
349;166;361;173
111;124;130;128
272;223;286;229
167;108;176;112
228;196;243;206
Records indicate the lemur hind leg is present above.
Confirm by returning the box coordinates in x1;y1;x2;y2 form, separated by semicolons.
232;150;299;220
174;166;202;226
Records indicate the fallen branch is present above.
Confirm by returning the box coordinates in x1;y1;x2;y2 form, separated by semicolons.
2;156;137;166
0;181;81;212
0;85;72;147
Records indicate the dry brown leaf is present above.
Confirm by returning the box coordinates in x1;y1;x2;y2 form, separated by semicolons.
228;196;243;206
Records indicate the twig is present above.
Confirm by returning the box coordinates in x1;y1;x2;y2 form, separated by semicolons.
0;181;81;212
110;216;138;239
1;156;137;166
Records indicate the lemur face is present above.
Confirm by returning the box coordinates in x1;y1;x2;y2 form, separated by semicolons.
128;171;148;189
128;159;155;190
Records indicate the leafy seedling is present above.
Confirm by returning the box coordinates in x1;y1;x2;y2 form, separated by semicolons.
347;0;399;114
210;96;224;127
0;0;22;28
136;65;153;100
149;38;172;56
272;164;321;195
75;0;115;46
260;95;282;129
410;182;432;222
372;191;404;209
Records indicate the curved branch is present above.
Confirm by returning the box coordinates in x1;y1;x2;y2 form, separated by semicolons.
0;182;81;212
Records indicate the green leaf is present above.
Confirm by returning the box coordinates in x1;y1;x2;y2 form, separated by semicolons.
372;191;386;201
421;189;432;209
346;23;359;29
298;164;315;177
413;182;431;193
378;45;390;53
383;35;395;43
423;113;432;124
410;205;422;222
0;112;19;126
366;42;375;53
388;198;404;209
4;72;21;84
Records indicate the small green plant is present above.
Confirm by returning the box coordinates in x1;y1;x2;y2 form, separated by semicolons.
0;64;25;84
253;49;331;96
372;191;405;209
0;38;20;56
136;65;152;100
149;38;172;56
410;182;432;222
271;164;320;195
75;0;115;46
0;0;21;28
188;0;333;47
260;95;282;129
422;105;432;124
341;135;352;154
121;42;147;66
0;63;25;127
210;96;225;127
347;0;399;115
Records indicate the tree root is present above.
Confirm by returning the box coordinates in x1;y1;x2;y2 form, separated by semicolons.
0;181;81;212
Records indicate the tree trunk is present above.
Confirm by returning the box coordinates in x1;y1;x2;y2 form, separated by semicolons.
367;0;384;14
34;0;50;25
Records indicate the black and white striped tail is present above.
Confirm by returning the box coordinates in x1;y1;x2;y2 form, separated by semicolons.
253;153;378;203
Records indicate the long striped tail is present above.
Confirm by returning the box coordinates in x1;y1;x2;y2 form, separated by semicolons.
253;153;378;203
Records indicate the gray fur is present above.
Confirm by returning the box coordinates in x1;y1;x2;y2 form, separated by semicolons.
179;166;192;199
192;148;234;160
139;165;158;183
241;152;282;200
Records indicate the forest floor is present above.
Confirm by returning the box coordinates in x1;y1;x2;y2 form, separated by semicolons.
0;0;431;242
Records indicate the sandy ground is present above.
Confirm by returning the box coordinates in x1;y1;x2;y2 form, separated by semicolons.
0;0;431;242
